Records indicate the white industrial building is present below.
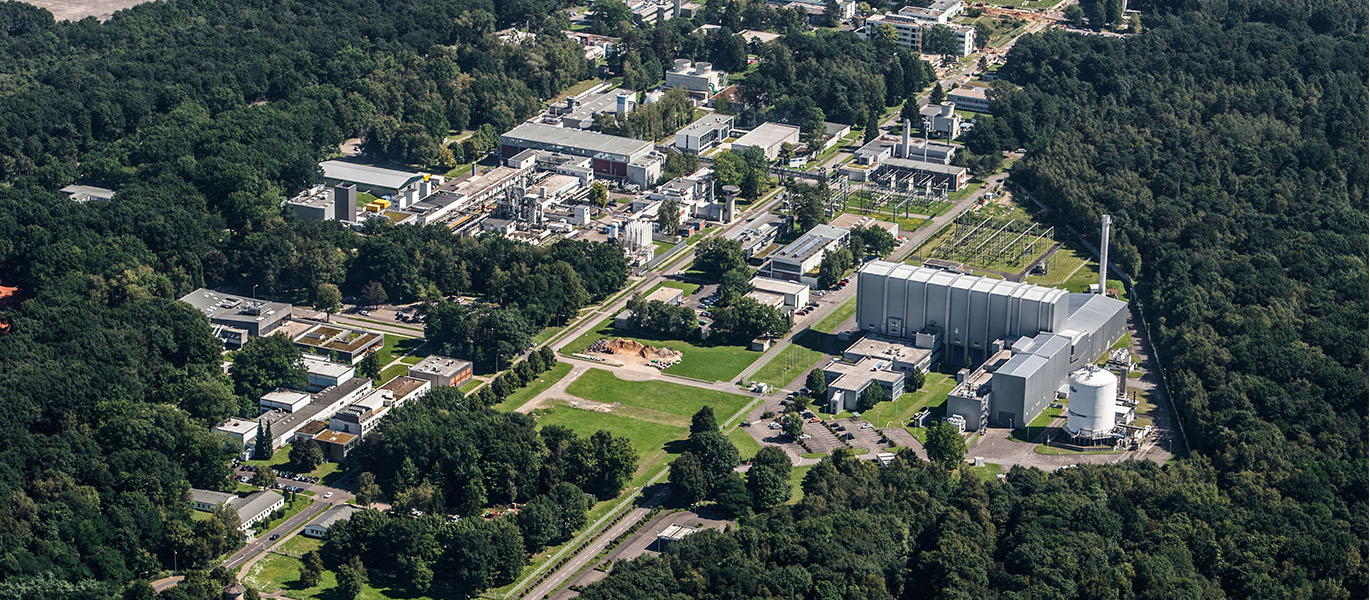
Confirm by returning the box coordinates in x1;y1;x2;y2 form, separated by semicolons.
665;59;727;97
320;161;425;196
730;122;801;160
500;123;663;187
855;261;1128;429
675;113;734;153
60;184;116;202
747;277;810;310
764;224;849;283
303;355;354;392
924;103;964;138
189;489;285;532
304;504;365;538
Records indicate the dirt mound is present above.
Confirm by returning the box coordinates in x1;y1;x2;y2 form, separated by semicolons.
603;338;682;362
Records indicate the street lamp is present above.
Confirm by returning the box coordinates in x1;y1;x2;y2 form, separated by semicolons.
252;284;259;300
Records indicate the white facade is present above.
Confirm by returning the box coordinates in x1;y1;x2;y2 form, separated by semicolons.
731;122;801;161
864;8;976;57
1065;366;1118;438
947;87;992;113
623;218;654;251
260;389;312;413
665;59;727;95
212;417;260;448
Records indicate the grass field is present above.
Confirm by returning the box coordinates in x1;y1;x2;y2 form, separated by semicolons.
494;362;574;412
243;546;426;600
458;378;483;395
967;462;1004;483
373;334;425;366
379;363;406;383
729;427;763;461
1034;443;1123;455
561;318;762;382
786;465;813;504
533;400;686;480
533;325;562;346
750;331;824;390
564;368;751;419
856;373;958;428
812;298;857;334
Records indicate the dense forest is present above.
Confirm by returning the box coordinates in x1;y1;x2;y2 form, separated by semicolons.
583;1;1369;598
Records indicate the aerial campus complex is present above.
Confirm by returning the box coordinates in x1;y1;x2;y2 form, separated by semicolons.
841;236;1132;440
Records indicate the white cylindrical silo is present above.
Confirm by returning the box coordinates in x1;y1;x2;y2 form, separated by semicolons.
1065;366;1117;438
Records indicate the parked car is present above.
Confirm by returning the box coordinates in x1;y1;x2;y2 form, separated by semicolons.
324;491;334;499
799;434;813;440
269;534;280;541
359;309;371;316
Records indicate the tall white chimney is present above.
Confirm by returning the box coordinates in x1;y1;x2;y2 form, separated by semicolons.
902;119;911;158
1099;214;1111;295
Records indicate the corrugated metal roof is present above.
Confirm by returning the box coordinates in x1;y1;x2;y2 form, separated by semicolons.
320;161;422;190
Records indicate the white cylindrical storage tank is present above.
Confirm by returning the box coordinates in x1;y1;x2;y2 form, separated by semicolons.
1065;366;1117;438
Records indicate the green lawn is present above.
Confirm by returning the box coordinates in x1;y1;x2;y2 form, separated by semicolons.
243;448;344;482
458;378;483;395
750;331;824;390
564;368;751;420
1011;404;1064;442
729;427;763;461
253;495;312;535
1034;444;1123;456
379;363;407;383
967;462;1004;483
373;334;425;366
243;548;428;600
532;325;562;346
858;373;957;428
786;465;813;504
533;400;686;480
494;362;574;412
654;279;702;297
561;318;762;382
812;298;857;334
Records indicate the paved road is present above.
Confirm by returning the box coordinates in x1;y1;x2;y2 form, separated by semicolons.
223;499;328;572
150;576;184;592
516;486;671;600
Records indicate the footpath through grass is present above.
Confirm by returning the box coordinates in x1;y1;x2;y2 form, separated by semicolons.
494;362;574;412
561;318;762;382
564;368;751;419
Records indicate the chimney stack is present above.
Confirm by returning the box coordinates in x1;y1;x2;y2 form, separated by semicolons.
333;183;357;223
1099;215;1111;295
902;119;911;158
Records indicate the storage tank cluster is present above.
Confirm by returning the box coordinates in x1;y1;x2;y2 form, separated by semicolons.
1064;365;1118;439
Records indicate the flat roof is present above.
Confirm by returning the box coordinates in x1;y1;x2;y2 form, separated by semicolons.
844;335;931;363
732;122;800;150
678;112;734;137
213;417;258;436
271;378;372;436
60;184;115;199
294;323;383;354
644;286;684;304
303;355;354;378
503;122;652;161
658;524;702;541
319;160;422;191
179;288;292;328
827;357;905;391
948;86;990;101
750;277;808;295
881;157;968;176
379;375;429;401
773;224;848;264
410;355;473;378
313;430;358;445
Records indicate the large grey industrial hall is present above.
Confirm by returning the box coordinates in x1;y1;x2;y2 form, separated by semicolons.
853;261;1127;429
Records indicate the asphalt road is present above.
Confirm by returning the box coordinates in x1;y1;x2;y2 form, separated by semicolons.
223;499;329;572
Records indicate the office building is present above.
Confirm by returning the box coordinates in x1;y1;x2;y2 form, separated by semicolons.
191;489;236;512
260;389;312;413
407;355;473;388
180;288;292;338
675;113;735;152
822;357;905;413
765;224;850;282
292;323;383;365
727;212;789;260
947;86;992;113
211;417;261;448
302;355;355;392
265;378;373;448
554;87;637;130
189;489;285;532
863;4;976;57
500;123;662;187
748;277;810;309
731;122;801;160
